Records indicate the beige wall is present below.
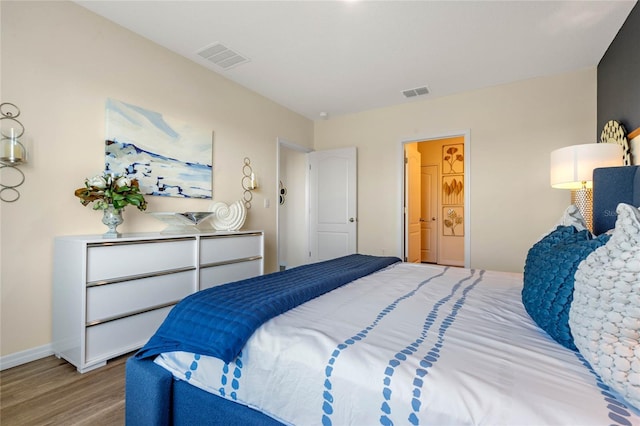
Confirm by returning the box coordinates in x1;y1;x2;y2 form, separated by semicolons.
0;1;313;357
0;1;598;361
314;68;597;272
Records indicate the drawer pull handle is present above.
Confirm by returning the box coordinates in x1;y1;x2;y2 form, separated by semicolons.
87;266;196;288
200;255;263;269
87;236;196;248
86;300;180;327
201;232;262;240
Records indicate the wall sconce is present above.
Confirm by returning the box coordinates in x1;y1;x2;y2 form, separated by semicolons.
0;103;28;202
242;157;257;209
550;143;623;231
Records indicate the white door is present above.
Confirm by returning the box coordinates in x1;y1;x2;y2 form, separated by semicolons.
309;147;357;262
421;165;438;263
405;144;421;263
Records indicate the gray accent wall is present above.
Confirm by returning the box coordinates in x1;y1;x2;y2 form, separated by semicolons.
597;2;640;136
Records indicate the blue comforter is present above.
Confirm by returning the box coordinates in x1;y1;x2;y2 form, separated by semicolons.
136;254;401;363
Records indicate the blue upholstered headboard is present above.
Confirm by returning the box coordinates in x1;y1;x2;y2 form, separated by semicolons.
592;165;640;235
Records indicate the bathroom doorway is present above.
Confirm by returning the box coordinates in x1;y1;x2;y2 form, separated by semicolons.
401;132;470;267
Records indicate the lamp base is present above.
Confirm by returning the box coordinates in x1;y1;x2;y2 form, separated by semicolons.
571;187;593;232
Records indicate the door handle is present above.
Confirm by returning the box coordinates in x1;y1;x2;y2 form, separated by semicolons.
432;217;436;221
349;217;355;222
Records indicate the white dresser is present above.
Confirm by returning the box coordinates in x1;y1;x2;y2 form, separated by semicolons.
52;230;263;373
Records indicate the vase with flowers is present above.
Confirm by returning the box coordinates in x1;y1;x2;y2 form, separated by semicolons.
74;172;148;237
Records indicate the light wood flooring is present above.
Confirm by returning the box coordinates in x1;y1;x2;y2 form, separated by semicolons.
1;353;129;425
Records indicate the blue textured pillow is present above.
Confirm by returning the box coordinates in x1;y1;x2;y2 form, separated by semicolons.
522;226;610;350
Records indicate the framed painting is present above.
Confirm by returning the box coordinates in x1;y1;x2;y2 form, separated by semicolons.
105;98;213;199
442;144;464;174
442;175;464;205
443;207;464;237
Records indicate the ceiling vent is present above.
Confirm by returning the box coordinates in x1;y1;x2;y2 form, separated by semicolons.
402;86;430;98
197;42;250;70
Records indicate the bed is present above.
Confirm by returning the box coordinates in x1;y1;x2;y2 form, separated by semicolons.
126;165;640;426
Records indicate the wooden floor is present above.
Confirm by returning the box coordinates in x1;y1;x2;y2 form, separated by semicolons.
1;354;129;425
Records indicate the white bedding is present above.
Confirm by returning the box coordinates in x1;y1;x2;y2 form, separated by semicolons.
156;262;640;425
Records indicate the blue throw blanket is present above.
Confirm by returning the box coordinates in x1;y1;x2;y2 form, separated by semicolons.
136;254;401;363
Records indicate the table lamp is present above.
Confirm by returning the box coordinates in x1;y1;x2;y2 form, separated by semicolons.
550;143;623;231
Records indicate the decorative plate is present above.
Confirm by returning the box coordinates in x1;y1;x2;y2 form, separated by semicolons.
600;120;630;165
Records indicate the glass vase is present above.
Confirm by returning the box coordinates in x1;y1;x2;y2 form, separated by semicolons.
102;204;123;238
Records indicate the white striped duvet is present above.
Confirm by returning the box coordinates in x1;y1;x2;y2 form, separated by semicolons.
156;262;640;425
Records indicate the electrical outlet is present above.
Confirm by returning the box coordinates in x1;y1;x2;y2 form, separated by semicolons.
264;198;270;208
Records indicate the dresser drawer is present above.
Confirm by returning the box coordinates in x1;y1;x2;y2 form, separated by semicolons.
200;234;262;265
87;238;196;282
199;259;263;290
54;231;263;373
85;306;172;365
86;269;195;324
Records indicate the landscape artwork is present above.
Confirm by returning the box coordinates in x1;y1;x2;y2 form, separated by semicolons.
105;98;212;199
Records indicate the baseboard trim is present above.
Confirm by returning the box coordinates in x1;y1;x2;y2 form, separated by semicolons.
0;344;54;371
438;259;464;267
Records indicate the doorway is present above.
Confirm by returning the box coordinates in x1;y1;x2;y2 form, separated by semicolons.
277;140;358;270
277;138;311;271
401;132;470;268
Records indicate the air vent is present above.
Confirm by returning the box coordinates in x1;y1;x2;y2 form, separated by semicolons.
197;42;250;70
402;86;430;98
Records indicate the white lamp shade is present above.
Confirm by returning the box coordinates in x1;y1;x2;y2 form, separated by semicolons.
550;143;623;189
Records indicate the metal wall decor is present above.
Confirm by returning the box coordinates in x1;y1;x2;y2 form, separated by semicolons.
600;119;631;165
0;102;27;202
279;180;287;205
241;157;257;209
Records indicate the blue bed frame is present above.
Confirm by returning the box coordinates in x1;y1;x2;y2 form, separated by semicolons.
125;165;640;426
126;356;282;425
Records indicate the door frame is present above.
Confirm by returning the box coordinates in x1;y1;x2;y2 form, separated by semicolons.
398;130;471;268
276;137;312;270
405;143;422;263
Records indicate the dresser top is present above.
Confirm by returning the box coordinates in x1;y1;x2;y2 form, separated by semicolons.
55;230;263;243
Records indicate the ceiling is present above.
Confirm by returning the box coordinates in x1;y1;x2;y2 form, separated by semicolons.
75;1;636;121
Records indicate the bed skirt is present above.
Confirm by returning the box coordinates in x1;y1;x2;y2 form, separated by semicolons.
125;357;284;426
